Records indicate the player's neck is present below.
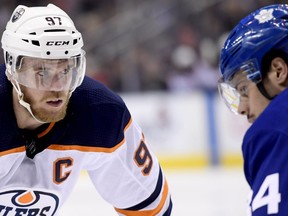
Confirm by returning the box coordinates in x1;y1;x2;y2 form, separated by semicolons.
12;90;44;130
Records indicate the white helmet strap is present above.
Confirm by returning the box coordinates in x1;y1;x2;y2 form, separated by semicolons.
9;71;46;124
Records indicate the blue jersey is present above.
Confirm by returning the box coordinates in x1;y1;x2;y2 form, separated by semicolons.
243;87;288;216
0;64;172;215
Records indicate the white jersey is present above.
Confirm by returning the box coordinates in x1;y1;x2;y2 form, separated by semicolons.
0;67;172;216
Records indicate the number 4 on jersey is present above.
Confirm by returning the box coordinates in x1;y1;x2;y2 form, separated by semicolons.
251;173;281;214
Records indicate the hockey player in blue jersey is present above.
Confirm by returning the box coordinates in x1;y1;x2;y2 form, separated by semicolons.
0;3;172;215
218;4;288;216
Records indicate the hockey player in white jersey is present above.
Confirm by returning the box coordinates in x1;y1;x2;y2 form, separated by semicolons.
0;4;172;215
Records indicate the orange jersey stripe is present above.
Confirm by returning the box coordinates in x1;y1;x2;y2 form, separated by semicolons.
47;139;125;153
37;122;56;138
0;118;132;156
0;146;26;157
47;117;133;153
114;179;169;216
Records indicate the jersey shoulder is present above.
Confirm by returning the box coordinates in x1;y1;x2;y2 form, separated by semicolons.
62;76;131;149
73;76;124;107
245;88;288;141
0;64;11;98
0;64;20;151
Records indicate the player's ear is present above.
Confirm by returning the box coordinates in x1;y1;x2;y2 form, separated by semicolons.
268;57;288;86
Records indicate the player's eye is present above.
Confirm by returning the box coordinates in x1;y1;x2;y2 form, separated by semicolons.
61;67;71;75
238;85;248;97
36;69;49;77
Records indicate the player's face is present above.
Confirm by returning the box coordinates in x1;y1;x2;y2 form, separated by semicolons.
232;72;270;123
20;84;70;122
16;57;73;122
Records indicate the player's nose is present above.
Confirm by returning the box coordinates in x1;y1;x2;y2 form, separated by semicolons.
48;75;67;91
237;98;248;116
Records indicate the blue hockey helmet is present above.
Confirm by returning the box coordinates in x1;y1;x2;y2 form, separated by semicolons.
218;4;288;113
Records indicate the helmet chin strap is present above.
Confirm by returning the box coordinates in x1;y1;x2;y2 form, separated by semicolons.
11;78;47;124
256;82;276;100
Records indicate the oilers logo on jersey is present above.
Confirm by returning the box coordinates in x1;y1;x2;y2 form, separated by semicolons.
0;188;59;216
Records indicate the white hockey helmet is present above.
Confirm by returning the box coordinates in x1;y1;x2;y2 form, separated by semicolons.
1;4;86;123
1;3;86;92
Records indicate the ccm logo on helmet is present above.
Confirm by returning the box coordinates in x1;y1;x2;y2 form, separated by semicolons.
46;41;69;46
0;188;59;216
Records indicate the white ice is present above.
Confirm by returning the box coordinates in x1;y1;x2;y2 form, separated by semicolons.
60;167;249;216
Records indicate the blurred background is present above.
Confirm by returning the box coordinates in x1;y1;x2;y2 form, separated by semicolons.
1;0;286;215
0;0;285;93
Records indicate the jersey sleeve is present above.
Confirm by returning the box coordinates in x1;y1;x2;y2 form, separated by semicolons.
86;117;172;215
243;129;288;216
